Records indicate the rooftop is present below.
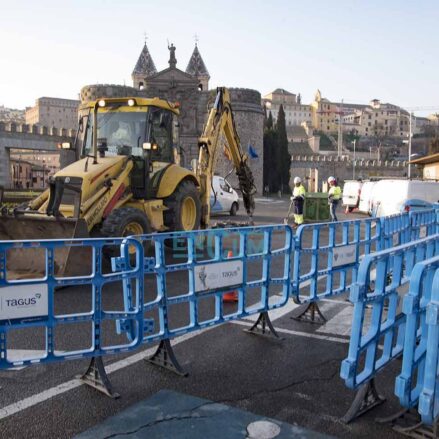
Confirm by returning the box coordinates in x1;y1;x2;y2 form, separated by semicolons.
271;88;295;95
409;152;439;165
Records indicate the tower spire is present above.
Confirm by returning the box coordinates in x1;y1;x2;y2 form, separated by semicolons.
186;43;210;90
132;42;157;78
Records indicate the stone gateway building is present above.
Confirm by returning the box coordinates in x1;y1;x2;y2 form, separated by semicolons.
80;43;264;193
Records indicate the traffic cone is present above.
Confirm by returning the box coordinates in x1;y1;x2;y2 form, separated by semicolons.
223;250;238;303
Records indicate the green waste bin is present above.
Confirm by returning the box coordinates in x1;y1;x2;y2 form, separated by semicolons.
304;192;330;222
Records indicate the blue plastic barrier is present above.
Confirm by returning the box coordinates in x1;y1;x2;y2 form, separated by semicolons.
0;237;145;369
291;211;438;305
380;212;411;249
291;216;382;303
418;268;439;425
340;234;439;390
409;209;437;241
113;224;292;343
394;255;439;410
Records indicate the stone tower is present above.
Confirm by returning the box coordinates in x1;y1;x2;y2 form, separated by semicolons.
185;44;210;91
131;42;157;90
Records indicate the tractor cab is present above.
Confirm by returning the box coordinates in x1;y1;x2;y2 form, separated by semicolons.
78;98;180;161
73;97;181;199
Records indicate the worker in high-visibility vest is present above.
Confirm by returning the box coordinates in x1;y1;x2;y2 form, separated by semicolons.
291;176;306;226
328;176;342;222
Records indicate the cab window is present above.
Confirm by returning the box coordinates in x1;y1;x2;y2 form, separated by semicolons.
149;108;173;162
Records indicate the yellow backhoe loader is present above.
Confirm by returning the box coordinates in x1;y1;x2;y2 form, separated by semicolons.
0;88;256;275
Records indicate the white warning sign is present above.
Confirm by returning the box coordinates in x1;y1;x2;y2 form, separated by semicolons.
332;244;357;268
195;260;243;292
0;283;48;321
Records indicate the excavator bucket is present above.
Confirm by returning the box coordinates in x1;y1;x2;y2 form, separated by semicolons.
0;215;90;279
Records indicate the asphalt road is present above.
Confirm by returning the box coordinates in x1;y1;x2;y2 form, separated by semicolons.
0;198;408;438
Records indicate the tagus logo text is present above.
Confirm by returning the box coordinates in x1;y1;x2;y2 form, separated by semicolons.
5;293;41;308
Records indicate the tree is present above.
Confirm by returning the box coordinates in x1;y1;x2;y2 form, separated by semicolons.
266;111;273;130
371;122;390;161
263;112;278;192
276;105;291;193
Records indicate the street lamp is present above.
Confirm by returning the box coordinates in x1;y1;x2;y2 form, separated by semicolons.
352;139;357;179
408;112;413;179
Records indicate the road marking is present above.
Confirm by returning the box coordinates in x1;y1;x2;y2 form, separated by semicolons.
245;297;300;321
320;298;351;305
232;320;349;344
316;305;354;336
0;328;217;421
253;198;286;205
0;297;347;421
245;296;341;323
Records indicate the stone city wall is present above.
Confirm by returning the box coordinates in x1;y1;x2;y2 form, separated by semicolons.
0;122;76;187
290;154;417;190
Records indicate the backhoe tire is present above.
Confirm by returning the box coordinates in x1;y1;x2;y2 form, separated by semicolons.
163;180;201;232
102;207;151;238
101;207;152;260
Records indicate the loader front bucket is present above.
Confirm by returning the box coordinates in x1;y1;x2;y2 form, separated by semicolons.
0;215;90;279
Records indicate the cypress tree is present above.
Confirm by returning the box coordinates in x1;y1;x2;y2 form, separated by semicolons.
266;112;273;130
265;130;279;192
263;112;278;192
276;105;291;193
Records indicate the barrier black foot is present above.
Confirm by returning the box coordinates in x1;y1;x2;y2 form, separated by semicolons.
79;357;119;399
290;302;326;324
376;408;438;438
244;312;283;340
146;339;188;376
342;379;385;424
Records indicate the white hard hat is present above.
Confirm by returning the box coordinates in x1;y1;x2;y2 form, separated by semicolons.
327;176;335;183
294;177;302;184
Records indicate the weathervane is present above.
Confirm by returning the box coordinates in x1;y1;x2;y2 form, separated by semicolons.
193;33;199;46
143;32;148;45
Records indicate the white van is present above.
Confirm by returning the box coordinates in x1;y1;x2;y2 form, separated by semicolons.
371;180;439;217
210;176;240;216
342;180;363;212
358;181;377;215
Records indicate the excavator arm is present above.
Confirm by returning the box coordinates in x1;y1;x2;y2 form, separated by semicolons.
197;87;256;226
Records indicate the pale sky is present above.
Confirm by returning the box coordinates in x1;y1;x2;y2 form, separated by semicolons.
1;0;438;116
